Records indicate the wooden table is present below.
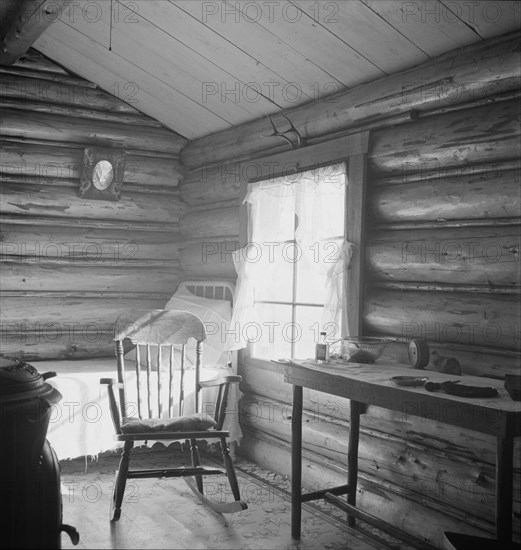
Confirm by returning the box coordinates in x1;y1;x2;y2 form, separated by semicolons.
283;359;520;546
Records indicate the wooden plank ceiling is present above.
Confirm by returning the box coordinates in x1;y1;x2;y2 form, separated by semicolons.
9;1;521;139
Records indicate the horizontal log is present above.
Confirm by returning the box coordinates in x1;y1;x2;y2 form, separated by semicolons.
0;97;163;127
380;341;521;379
13;49;68;74
416;88;521;120
0;331;114;361
375;158;521;186
186;199;241;213
0;262;182;293
0;140;183;186
0;290;167;298
0;184;185;224
181;164;242;206
180;240;239;278
0;213;180;233
181;31;521;167
371;282;519;295
180;206;239;239
0;72;141;111
366;227;520;287
369;168;519;224
364;289;521;351
371;283;519;299
0;225;182;261
0;109;186;154
0;294;167;327
1;135;183;161
0;65;97;88
0;174;180;199
369;99;520;177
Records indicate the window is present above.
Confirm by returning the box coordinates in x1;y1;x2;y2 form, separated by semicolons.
231;163;348;360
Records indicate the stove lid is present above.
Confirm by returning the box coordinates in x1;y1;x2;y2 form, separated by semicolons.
0;357;61;403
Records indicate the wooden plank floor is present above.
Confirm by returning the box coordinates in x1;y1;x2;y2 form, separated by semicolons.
58;447;388;550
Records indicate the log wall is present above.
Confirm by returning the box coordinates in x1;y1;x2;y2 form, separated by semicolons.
0;50;187;360
177;31;521;548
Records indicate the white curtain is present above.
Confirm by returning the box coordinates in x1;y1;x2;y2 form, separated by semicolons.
228;163;352;352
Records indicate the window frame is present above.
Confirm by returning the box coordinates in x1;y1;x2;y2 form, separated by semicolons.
238;131;370;362
247;163;348;359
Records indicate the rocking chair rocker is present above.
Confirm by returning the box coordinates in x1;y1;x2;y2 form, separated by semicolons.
100;309;247;521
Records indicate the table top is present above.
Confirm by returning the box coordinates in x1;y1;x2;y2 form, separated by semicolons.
283;358;521;437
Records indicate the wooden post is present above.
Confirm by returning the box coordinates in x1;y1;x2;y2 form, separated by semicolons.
496;435;514;542
0;1;69;65
347;401;361;527
291;384;303;539
115;340;127;418
345;132;370;337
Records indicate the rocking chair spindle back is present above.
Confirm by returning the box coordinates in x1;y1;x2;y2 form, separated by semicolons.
101;300;246;521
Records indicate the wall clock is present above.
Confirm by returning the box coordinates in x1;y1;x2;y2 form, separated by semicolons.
408;339;430;369
79;148;126;201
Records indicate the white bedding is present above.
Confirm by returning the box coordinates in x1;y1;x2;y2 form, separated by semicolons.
164;286;232;367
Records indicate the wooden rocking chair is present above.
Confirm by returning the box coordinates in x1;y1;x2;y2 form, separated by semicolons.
100;309;247;521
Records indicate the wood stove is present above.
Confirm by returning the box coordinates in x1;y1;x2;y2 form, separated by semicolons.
0;358;79;549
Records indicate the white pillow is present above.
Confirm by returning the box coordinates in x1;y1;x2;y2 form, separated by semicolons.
164;287;232;366
125;287;233;369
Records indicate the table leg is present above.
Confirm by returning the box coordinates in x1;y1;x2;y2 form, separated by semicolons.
348;400;361;528
291;384;303;539
496;435;513;542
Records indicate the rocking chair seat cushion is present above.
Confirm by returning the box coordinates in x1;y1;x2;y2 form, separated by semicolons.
120;413;217;434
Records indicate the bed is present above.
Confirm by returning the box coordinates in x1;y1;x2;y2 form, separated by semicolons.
42;280;241;460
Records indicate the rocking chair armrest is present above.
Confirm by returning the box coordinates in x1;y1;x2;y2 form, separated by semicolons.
100;377;124;388
199;375;242;388
99;377;123;433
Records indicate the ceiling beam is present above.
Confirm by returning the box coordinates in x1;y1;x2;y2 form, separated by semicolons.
0;0;68;66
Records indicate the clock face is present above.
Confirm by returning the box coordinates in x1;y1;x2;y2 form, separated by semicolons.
408;342;418;361
408;339;430;369
92;160;114;190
